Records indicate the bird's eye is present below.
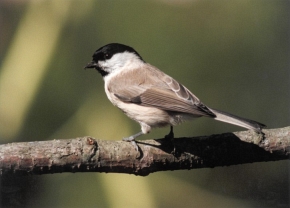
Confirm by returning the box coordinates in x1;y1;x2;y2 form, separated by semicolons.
104;53;111;59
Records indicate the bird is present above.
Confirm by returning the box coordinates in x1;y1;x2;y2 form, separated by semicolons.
84;43;265;150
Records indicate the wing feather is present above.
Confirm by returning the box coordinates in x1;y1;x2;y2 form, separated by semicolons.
108;64;215;117
136;88;212;116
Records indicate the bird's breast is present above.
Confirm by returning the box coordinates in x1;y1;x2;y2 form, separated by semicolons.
104;84;117;106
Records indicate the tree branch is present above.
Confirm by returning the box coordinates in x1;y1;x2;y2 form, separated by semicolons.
0;127;289;176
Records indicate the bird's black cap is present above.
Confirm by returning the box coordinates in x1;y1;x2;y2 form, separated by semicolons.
85;43;143;69
94;43;143;62
84;43;144;76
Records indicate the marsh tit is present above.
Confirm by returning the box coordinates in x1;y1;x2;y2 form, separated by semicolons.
84;43;265;150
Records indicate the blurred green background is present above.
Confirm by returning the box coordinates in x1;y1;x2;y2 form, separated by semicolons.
0;0;289;207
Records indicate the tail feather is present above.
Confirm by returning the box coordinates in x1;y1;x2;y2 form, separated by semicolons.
209;108;266;132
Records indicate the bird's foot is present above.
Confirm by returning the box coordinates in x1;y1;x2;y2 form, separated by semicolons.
123;137;138;151
123;132;143;151
122;135;135;142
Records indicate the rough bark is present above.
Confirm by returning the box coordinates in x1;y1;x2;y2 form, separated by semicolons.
0;127;289;176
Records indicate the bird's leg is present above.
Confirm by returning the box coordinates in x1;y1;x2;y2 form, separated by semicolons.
164;126;176;153
165;126;174;140
123;132;143;151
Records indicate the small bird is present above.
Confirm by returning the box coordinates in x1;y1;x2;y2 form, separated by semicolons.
84;43;265;150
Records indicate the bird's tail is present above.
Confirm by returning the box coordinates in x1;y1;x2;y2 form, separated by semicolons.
209;108;266;132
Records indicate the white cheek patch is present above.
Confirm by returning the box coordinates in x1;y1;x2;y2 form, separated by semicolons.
98;60;114;73
100;52;143;74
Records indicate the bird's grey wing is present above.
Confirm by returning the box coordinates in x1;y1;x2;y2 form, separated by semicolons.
110;66;215;117
122;88;215;117
156;69;215;117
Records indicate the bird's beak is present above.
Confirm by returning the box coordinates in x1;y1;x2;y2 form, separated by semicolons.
84;61;97;69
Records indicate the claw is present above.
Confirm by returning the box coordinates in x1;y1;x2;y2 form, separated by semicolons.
122;136;138;151
122;136;135;142
131;141;139;151
123;132;143;151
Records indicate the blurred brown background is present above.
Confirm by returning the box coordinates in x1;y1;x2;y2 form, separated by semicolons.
0;0;289;207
